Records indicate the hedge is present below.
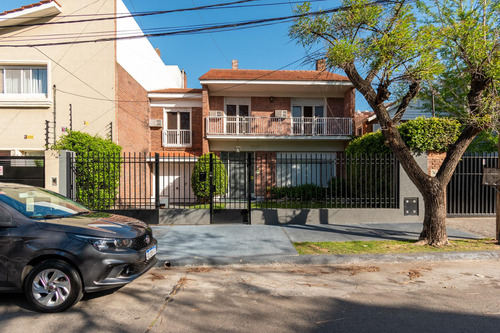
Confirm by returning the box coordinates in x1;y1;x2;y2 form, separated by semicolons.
53;131;122;210
191;153;228;203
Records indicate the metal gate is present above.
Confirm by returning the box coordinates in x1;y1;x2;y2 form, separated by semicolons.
0;156;45;187
447;153;497;216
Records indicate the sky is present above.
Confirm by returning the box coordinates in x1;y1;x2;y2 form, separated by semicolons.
0;0;371;111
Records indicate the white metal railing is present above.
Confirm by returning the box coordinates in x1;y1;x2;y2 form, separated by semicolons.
163;129;191;147
206;116;352;136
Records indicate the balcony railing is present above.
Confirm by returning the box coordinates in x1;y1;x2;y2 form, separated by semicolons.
163;129;191;147
206;116;352;137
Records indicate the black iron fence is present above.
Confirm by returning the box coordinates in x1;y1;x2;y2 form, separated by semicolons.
0;156;45;187
447;153;498;216
68;152;400;213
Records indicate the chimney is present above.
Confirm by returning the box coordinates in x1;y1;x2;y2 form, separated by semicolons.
155;48;161;58
232;59;238;70
182;69;187;89
316;59;326;72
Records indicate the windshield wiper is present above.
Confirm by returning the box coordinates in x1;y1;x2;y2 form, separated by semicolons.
34;214;64;219
72;211;91;216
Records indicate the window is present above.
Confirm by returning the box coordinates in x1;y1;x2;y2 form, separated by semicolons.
163;109;191;147
291;99;326;135
1;66;48;96
225;97;250;134
276;153;336;187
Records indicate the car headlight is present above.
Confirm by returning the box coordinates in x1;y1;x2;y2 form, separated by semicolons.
68;234;133;251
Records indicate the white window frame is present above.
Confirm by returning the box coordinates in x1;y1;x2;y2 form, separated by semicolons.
224;97;251;134
291;99;327;135
163;108;192;147
291;98;326;118
0;61;51;108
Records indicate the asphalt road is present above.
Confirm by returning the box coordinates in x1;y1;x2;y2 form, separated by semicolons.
1;260;499;333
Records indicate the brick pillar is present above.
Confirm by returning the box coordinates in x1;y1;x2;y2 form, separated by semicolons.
202;85;210;154
427;151;446;176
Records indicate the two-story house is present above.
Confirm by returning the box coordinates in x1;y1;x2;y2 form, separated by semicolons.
0;0;184;156
149;60;355;203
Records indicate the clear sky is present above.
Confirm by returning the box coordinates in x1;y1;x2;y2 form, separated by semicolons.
0;0;370;111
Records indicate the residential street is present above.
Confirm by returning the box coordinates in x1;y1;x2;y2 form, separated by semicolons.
1;260;499;333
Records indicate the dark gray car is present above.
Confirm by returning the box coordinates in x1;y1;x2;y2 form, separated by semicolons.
0;182;158;312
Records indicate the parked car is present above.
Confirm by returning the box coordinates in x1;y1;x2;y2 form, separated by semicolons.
0;182;157;312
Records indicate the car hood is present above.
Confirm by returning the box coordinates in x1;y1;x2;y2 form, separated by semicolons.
35;213;151;238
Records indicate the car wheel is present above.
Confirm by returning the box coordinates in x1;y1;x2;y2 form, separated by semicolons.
24;260;83;313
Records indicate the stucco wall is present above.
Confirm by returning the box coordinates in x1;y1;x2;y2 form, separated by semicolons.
0;0;116;152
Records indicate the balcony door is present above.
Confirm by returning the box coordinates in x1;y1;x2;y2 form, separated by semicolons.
292;104;325;135
225;98;250;134
164;109;191;147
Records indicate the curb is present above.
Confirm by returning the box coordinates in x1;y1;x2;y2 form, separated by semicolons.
155;250;500;267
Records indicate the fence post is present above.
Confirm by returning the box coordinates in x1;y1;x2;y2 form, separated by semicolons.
155;153;160;209
209;153;213;224
247;152;252;225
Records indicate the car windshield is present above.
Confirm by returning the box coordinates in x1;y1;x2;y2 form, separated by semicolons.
0;186;89;219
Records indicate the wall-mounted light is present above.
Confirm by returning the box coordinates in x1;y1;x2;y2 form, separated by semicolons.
269;96;274;103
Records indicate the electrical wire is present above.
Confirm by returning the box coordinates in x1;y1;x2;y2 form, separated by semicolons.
0;0;398;48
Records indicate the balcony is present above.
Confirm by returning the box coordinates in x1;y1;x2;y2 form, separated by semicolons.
163;129;191;147
206;116;352;138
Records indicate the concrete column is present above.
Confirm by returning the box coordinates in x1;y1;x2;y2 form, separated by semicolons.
44;150;74;196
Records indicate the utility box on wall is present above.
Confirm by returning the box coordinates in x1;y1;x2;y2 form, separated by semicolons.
404;197;419;216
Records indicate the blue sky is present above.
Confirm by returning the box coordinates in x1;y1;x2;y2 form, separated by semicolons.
0;0;370;111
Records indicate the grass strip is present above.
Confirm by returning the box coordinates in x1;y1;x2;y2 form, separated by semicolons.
294;239;500;255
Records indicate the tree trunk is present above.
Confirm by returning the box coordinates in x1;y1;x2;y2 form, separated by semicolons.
418;180;449;246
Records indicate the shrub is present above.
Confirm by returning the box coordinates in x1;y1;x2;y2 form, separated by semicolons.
191;153;228;203
346;117;462;154
53;131;122;210
466;130;498;153
345;131;391;155
398;117;461;153
269;184;326;201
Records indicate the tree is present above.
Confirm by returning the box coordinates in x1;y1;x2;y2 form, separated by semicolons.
290;0;500;245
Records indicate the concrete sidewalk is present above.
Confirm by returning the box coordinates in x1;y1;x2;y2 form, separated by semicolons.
152;221;499;266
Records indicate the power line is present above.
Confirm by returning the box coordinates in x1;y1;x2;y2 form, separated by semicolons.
0;0;397;48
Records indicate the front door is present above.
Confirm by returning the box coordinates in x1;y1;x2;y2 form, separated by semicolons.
221;152;254;199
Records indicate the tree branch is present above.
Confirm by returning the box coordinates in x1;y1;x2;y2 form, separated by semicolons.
392;81;421;123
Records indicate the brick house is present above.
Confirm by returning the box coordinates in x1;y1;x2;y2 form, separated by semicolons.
148;60;355;202
0;0;183;156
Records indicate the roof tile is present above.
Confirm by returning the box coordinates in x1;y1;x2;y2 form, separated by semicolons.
0;0;61;17
199;69;349;82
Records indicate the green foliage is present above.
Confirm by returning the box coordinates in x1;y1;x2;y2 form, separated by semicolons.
466;130;499;153
345;131;391;155
269;184;326;200
191;153;228;203
398;117;461;153
290;0;443;86
53;131;122;210
347;117;461;154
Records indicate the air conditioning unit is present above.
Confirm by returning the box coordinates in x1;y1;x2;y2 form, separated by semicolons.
209;110;224;117
275;110;288;118
149;119;163;127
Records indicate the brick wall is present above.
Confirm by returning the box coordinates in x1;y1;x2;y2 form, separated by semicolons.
427;151;446;176
149;106;203;156
255;151;277;198
251;97;290;117
116;63;150;153
327;98;345;117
